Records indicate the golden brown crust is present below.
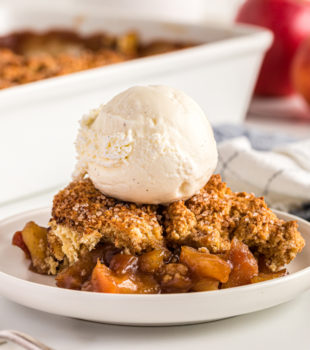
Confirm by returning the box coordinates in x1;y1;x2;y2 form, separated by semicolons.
48;175;304;272
51;178;164;259
165;175;233;253
0;48;126;89
165;174;305;271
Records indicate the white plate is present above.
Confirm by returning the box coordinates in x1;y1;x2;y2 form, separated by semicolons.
0;207;309;326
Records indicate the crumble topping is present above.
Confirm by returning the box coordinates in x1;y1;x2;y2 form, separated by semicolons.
48;175;305;272
164;174;305;271
51;177;164;259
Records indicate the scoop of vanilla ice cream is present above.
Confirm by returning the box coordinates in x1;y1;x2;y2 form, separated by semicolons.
75;85;218;204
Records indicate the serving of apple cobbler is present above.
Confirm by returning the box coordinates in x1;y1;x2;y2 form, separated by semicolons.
12;175;305;294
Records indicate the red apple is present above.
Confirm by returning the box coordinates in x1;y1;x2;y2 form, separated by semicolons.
236;0;310;96
292;37;310;104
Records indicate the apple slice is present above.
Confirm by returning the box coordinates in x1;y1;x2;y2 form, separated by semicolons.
180;246;231;283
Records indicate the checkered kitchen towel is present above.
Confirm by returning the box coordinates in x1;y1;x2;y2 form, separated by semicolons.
213;124;310;221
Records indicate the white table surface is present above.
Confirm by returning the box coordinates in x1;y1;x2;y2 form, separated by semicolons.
0;290;310;350
1;114;310;349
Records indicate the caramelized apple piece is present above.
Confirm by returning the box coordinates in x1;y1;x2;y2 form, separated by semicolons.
12;231;30;258
191;278;219;292
251;270;287;284
56;245;114;290
180;246;231;283
91;261;135;293
139;249;171;274
91;260;159;294
159;263;192;293
18;221;49;273
109;254;138;275
136;274;160;294
222;238;258;288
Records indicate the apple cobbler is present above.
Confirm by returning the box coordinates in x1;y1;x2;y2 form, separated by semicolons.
12;175;305;294
0;30;193;89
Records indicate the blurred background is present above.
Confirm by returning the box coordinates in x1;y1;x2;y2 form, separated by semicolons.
5;0;244;23
0;0;310;219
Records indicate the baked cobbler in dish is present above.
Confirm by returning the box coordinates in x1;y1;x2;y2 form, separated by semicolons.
0;30;194;89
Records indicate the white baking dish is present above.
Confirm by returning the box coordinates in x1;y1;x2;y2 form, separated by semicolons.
0;6;272;205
